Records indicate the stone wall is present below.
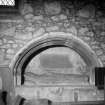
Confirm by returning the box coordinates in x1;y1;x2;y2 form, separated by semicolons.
0;0;105;102
0;0;105;67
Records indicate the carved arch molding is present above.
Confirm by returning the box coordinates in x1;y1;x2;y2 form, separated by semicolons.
10;33;102;87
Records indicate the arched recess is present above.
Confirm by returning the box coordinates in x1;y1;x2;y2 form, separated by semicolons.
10;32;102;87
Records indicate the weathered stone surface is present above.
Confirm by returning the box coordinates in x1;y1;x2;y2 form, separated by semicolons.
77;4;95;18
46;26;59;32
93;26;103;36
96;11;103;18
24;13;34;20
101;43;105;50
33;28;45;38
0;50;9;65
0;23;9;32
43;17;52;24
99;55;105;61
0;77;2;89
25;26;35;32
12;44;18;48
47;22;54;27
49;32;66;36
3;38;8;43
6;54;14;60
59;14;67;20
16;24;25;30
20;3;33;15
86;31;94;37
100;31;105;36
33;4;44;15
64;22;70;28
78;27;89;36
0;39;3;45
44;1;61;15
63;0;73;9
15;39;27;45
57;22;64;27
82;36;91;41
51;15;59;22
7;49;15;54
7;40;15;44
24;99;48;105
89;41;99;46
33;15;44;21
1;44;11;49
15;32;33;40
0;1;104;102
0;60;9;66
66;26;77;36
51;14;67;22
19;44;24;48
78;89;97;101
16;87;75;102
96;36;105;43
95;49;103;56
1;27;16;36
96;90;104;101
0;50;5;61
91;45;100;50
15;18;25;23
93;21;102;26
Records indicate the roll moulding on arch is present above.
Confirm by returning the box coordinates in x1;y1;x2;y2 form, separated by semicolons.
10;32;102;86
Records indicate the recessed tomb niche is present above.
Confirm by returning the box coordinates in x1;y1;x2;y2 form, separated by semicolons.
24;47;88;86
12;34;102;102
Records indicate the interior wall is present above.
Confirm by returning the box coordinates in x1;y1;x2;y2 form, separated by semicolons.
0;0;105;67
0;0;105;102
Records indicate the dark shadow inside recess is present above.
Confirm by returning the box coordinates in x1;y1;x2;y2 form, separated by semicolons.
21;45;65;85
